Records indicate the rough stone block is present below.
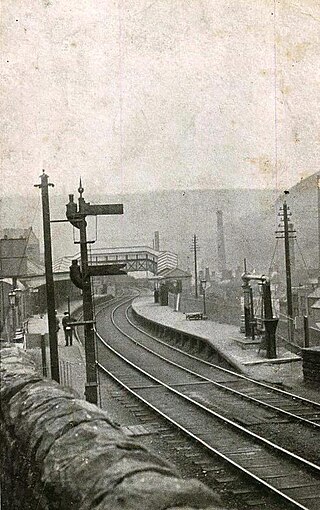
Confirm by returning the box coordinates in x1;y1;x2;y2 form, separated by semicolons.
0;347;223;510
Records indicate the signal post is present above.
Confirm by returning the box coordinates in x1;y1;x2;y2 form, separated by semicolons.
66;182;125;405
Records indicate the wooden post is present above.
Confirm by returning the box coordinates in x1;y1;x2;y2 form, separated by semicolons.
41;334;48;377
304;315;310;348
35;172;60;383
283;201;293;343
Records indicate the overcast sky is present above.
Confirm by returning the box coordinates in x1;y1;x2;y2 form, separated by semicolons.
1;0;320;198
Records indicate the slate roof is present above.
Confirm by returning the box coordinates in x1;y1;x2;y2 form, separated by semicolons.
151;267;192;280
308;287;320;299
311;299;320;309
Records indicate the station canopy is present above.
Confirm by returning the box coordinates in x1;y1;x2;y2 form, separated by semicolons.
149;267;192;281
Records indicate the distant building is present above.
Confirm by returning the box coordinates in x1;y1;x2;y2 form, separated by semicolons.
276;171;320;276
0;227;41;265
157;251;178;273
0;227;42;340
0;237;28;278
307;287;320;316
310;299;320;323
216;210;227;275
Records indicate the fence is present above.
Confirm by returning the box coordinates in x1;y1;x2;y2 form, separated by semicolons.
277;313;320;353
170;292;241;326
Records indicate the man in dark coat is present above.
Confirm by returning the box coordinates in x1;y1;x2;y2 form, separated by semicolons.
62;312;73;346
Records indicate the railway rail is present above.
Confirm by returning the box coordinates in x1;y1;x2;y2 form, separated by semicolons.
127;306;320;429
94;294;320;510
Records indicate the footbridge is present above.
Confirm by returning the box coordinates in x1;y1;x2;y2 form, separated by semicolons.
21;246;178;288
53;245;177;276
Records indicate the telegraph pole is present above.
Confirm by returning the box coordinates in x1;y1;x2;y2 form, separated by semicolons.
283;201;293;326
193;234;199;298
35;171;60;383
276;193;295;344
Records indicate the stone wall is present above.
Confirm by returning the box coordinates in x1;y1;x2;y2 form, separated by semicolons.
0;347;223;510
168;293;241;326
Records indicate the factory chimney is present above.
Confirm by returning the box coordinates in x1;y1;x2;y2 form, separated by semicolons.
154;231;160;251
217;210;227;275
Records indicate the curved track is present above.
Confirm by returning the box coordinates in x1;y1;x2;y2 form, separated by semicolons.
126;305;320;429
95;295;320;510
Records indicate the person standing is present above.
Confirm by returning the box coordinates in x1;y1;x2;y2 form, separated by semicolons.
62;312;73;346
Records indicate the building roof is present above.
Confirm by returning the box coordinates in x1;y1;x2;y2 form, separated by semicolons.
0;278;26;290
308;277;319;286
0;227;38;242
149;267;192;281
308;287;320;299
26;258;45;275
311;299;320;309
69;245;169;257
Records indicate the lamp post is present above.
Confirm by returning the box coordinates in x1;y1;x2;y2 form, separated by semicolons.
8;290;16;340
200;279;207;317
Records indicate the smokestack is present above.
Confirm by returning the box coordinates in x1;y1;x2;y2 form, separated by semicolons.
217;210;226;274
154;231;160;251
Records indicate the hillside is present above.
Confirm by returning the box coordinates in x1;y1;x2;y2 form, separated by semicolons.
1;188;278;274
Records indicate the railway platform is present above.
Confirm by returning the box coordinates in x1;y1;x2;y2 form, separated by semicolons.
132;295;320;401
24;305;85;397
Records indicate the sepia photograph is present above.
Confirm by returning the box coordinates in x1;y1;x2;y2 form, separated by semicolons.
1;1;320;509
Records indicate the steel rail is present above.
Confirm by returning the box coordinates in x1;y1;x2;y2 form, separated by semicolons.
121;305;320;429
107;303;320;473
75;290;140;350
106;303;318;473
128;305;320;407
95;325;317;510
120;303;320;425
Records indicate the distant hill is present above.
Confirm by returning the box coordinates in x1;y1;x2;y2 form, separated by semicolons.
1;188;279;274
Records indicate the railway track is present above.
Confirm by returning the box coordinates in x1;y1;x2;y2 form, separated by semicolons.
127;306;320;429
94;295;320;510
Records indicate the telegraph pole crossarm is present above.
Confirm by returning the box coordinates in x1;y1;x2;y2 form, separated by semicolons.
34;171;60;383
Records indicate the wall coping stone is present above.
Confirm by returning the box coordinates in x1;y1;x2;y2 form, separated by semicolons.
0;347;224;510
